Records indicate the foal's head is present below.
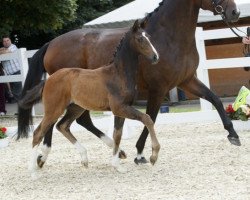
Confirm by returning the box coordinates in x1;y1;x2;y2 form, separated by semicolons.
199;0;240;22
130;20;159;64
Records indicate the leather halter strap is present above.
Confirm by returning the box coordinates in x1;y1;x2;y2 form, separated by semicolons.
210;0;245;38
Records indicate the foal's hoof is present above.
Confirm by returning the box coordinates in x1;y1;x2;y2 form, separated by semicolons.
37;155;45;168
227;136;241;146
134;157;148;165
149;155;158;166
119;150;127;159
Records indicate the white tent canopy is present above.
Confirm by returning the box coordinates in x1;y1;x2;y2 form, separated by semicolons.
84;0;250;28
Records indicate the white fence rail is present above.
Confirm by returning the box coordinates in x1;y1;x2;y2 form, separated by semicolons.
0;48;37;84
195;26;250;111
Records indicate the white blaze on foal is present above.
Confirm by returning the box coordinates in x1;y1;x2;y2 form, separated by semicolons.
142;32;159;61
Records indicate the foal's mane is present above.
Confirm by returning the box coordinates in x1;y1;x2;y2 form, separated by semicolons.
111;32;129;62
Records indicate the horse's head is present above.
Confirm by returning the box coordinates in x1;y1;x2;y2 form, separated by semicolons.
131;20;159;64
200;0;240;22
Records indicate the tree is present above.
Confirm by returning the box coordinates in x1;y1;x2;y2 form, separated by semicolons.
0;0;77;37
0;0;133;49
57;0;134;34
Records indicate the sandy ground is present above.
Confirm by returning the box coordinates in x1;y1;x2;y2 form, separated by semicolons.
0;120;250;200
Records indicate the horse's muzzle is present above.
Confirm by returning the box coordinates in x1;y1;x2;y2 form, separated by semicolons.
224;8;240;23
230;8;240;22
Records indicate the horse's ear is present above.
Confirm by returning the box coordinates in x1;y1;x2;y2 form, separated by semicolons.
132;20;140;32
140;18;148;29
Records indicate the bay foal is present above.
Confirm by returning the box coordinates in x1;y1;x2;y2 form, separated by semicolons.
23;20;160;177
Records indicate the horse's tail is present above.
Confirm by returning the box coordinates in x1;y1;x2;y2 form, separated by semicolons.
17;43;49;140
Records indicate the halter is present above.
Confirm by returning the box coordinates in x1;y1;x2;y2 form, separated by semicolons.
209;0;246;38
211;0;226;15
210;0;249;66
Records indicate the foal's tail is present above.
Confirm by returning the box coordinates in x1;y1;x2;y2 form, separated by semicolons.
17;43;49;140
18;81;45;109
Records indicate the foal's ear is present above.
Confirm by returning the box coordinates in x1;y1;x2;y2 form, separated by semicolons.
140;18;148;29
132;20;140;32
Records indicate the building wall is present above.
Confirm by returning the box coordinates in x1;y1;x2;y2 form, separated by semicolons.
206;43;250;96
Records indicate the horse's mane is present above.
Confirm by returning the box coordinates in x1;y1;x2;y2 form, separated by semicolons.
109;0;165;64
144;0;165;21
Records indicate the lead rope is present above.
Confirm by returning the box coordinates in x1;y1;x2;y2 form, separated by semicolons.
212;0;247;38
212;0;250;70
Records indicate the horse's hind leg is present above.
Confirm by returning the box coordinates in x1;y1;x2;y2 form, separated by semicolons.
76;110;127;159
180;76;240;146
37;124;55;168
111;116;126;172
29;120;56;179
56;103;88;167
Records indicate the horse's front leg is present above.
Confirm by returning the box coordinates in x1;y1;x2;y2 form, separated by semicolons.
180;76;241;146
111;116;126;173
135;89;166;164
76;110;127;159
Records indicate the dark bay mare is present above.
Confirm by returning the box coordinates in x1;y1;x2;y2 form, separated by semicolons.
18;0;241;165
20;21;160;177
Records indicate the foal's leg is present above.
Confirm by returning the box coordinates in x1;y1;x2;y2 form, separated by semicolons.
56;104;88;167
135;89;166;164
180;76;240;146
76;109;126;159
29;119;57;179
112;104;161;165
37;124;55;168
111;116;126;172
40;110;126;166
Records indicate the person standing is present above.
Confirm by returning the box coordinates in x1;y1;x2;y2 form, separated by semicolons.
0;36;22;101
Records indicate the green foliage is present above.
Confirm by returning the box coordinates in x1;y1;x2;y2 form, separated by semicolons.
227;108;249;121
60;0;134;33
0;0;77;37
0;0;133;49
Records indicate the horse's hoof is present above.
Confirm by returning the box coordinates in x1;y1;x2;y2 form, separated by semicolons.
134;157;148;165
119;150;127;159
149;155;157;166
37;155;45;168
227;136;241;146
